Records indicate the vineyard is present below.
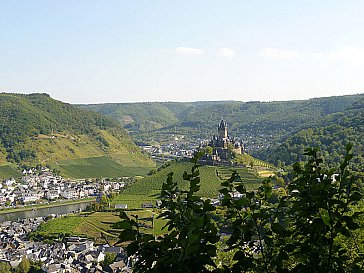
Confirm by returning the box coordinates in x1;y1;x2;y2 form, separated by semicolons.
31;211;167;244
51;156;151;179
114;162;264;208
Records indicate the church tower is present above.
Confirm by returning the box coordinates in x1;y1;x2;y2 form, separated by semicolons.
218;120;228;139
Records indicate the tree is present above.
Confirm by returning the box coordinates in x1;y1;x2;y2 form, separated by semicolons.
200;145;213;156
15;256;31;273
114;152;219;273
0;262;11;273
101;252;117;270
115;145;363;273
219;144;364;272
286;145;363;272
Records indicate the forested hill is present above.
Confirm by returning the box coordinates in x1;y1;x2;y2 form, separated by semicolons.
261;99;364;169
0;93;153;176
81;94;362;137
81;94;364;171
81;94;363;142
79;101;227;133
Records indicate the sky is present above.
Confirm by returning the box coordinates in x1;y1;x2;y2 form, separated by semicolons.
1;0;364;104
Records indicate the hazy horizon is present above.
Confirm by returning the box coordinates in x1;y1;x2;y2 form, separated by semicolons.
2;91;363;105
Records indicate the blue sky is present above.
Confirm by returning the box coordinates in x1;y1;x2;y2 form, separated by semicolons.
1;1;364;103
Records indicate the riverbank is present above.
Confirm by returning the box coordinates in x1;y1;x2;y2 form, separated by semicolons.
0;197;96;215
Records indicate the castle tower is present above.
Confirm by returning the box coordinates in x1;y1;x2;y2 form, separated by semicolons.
218;120;228;139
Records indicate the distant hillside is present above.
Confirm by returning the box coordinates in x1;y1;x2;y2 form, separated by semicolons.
81;94;364;160
82;95;362;137
0;93;154;178
261;99;364;171
79;101;224;134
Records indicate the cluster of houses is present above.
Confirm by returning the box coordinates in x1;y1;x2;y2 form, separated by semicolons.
140;137;196;163
0;168;127;207
0;217;131;272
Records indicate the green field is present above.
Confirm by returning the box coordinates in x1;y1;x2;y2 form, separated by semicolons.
32;211;167;244
118;162;223;198
113;162;263;208
51;156;151;179
216;166;264;191
0;164;21;179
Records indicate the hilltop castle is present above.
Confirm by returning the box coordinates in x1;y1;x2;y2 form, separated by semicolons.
203;120;244;162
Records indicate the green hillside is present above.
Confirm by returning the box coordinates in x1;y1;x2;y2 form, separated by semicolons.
80;102;182;133
81;95;362;139
263;99;364;171
113;162;263;208
0;164;20;179
81;94;364;170
0;93;154;178
52;156;151;179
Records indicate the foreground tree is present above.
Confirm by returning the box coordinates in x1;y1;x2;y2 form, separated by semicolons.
114;152;219;273
220;144;363;272
115;145;363;273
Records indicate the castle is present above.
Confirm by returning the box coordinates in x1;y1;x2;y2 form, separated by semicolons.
203;120;244;162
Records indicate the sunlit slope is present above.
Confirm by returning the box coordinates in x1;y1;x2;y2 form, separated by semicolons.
0;93;154;178
113;162;263;208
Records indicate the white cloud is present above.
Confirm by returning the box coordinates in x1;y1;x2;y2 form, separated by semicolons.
325;46;364;62
219;47;235;58
175;47;204;56
261;47;299;60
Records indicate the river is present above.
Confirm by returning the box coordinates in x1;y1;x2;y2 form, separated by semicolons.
0;201;92;222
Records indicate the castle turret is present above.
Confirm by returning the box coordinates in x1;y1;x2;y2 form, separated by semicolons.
218;120;228;139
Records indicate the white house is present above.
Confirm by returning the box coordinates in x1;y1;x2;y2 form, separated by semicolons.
62;189;78;199
46;190;59;200
22;192;41;203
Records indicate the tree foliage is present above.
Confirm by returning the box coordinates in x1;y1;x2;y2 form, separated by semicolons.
115;145;363;272
114;152;219;272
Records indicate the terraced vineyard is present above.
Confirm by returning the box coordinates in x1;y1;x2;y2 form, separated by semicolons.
51;156;151;179
31;211;167;244
216;166;263;191
113;162;264;208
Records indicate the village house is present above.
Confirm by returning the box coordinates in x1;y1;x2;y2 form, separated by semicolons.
62;189;79;199
45;190;60;200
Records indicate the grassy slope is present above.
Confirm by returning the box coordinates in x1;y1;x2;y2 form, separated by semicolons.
33;211;167;244
113;162;262;208
0;93;154;179
26;130;154;178
0;164;20;179
0;150;20;179
53;156;150;179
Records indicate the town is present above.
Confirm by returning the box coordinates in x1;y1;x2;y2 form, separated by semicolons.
0;167;128;208
0;168;133;272
0;216;131;272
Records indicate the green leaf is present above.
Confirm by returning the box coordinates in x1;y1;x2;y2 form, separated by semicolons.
350;191;363;201
319;208;331;226
271;222;288;236
342;216;360;230
346;143;353;153
113;221;131;230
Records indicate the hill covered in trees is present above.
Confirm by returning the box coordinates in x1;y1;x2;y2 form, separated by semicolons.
262;99;364;170
81;94;364;171
0;93;154;178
